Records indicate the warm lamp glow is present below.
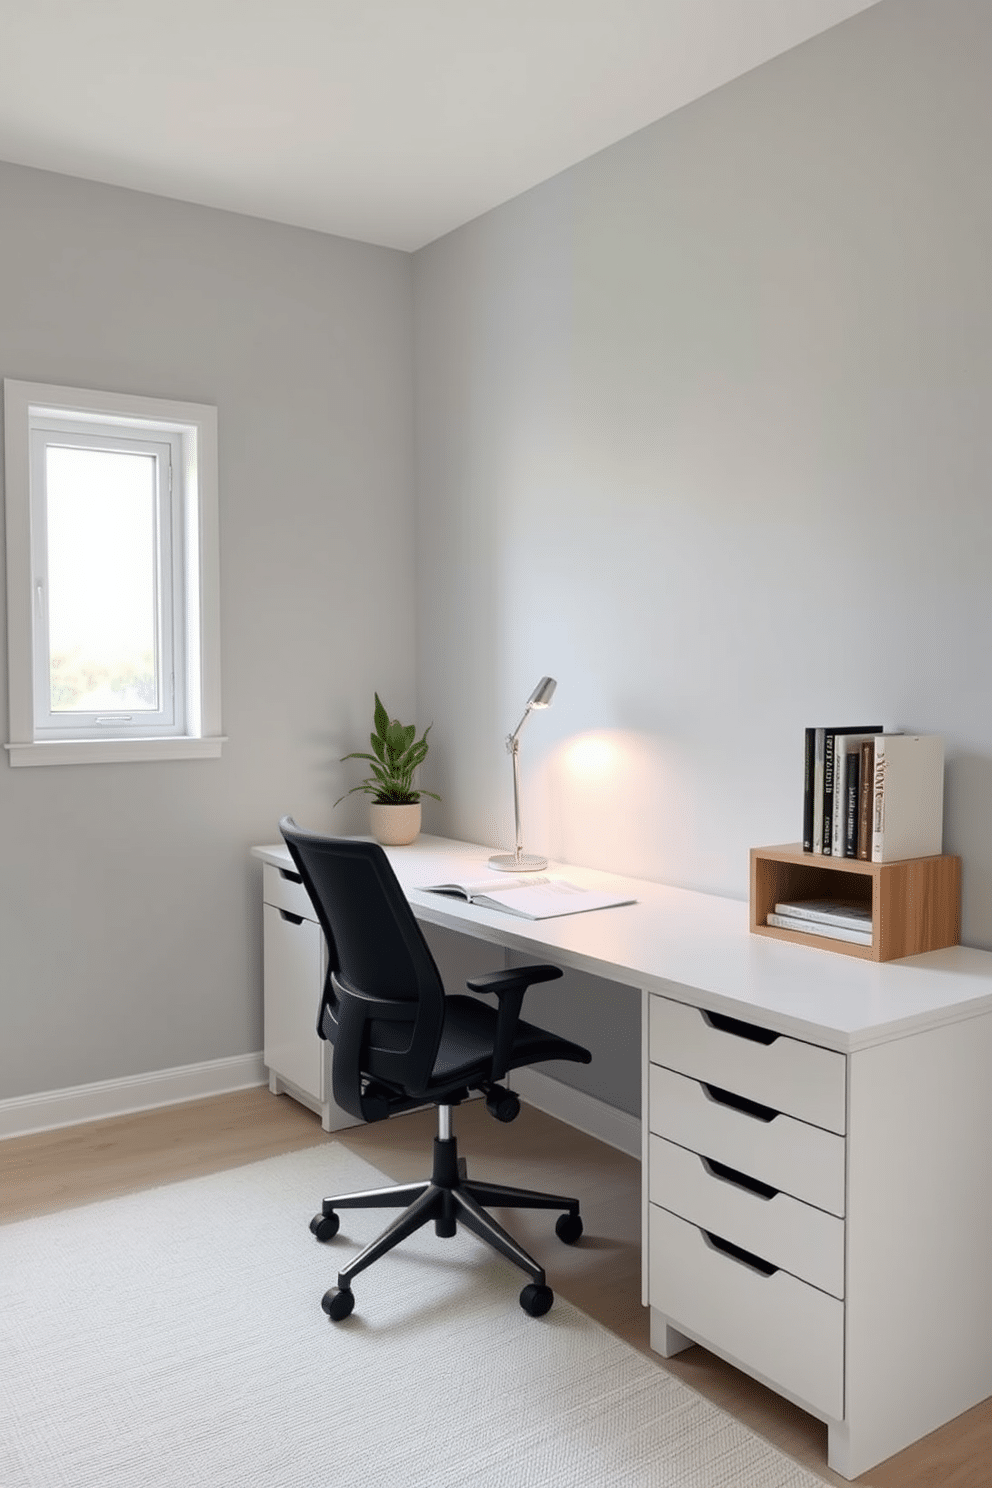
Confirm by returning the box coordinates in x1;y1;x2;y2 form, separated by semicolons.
544;728;683;878
561;733;621;782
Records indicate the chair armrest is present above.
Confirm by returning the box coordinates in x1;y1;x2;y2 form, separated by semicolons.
465;965;563;996
466;965;563;1081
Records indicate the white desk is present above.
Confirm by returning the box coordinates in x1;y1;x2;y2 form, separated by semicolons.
253;834;992;1479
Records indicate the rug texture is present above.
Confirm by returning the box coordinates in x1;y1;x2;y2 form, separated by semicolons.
0;1142;829;1487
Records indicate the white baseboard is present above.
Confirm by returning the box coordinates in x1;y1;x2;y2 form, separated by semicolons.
0;1053;267;1141
0;1055;640;1157
511;1068;641;1158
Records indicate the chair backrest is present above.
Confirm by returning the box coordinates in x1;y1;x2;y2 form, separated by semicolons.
278;819;447;1116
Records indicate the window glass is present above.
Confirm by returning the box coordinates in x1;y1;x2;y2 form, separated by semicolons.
45;444;160;714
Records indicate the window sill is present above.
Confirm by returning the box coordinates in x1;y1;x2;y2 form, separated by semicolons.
5;737;226;767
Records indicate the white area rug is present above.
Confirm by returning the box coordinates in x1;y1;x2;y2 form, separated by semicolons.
0;1143;829;1487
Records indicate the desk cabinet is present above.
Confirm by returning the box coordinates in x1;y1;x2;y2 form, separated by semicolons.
647;996;845;1420
261;862;358;1132
646;987;992;1480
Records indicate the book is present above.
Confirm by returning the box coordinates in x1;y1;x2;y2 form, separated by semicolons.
811;727;826;854
766;911;872;947
843;750;860;858
802;727;816;853
830;729;882;857
856;739;875;860
823;724;883;854
419;874;637;920
871;734;945;862
773;899;872;933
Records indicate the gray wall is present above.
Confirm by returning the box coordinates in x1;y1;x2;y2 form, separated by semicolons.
414;0;992;944
0;163;415;1100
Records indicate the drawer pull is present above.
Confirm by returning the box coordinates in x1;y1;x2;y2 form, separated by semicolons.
279;868;303;884
702;1081;778;1123
278;908;304;925
702;1009;779;1045
701;1155;778;1201
703;1229;778;1277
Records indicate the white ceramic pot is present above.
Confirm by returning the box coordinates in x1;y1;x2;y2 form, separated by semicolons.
369;801;422;846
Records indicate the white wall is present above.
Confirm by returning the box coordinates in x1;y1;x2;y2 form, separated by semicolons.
0;162;415;1101
413;0;992;948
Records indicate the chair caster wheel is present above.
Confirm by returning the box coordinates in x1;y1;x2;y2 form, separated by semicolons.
519;1283;554;1317
485;1086;521;1123
555;1212;583;1244
321;1287;355;1321
310;1211;340;1242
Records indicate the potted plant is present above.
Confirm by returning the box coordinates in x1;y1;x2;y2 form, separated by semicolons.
335;693;440;845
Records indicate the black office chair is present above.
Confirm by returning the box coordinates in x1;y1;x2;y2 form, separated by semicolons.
279;818;593;1321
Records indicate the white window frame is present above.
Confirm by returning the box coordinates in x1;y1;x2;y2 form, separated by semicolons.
4;380;223;766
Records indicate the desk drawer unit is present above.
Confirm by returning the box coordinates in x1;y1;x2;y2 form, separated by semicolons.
261;860;352;1131
647;992;848;1421
262;901;325;1102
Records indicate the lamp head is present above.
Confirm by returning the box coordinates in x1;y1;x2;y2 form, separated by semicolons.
527;676;557;710
506;675;557;751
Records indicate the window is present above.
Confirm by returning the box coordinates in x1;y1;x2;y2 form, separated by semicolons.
4;381;223;765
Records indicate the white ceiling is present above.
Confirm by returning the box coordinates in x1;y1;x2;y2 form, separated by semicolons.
0;0;879;252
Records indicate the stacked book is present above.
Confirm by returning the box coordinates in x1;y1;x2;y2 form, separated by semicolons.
802;727;944;863
767;899;873;947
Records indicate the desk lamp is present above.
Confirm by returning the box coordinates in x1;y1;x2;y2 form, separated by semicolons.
489;676;556;871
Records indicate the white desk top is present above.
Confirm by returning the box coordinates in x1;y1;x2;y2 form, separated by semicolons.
253;835;992;1054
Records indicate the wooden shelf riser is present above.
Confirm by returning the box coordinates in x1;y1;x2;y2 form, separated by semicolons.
750;846;961;963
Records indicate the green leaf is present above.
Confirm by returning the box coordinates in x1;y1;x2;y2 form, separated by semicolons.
332;782;378;806
385;719;407;759
373;693;390;741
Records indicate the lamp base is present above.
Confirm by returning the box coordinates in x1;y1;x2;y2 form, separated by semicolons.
488;852;548;872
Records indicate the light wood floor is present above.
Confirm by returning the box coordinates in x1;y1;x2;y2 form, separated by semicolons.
2;1087;989;1487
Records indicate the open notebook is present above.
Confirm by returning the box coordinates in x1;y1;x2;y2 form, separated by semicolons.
418;874;636;920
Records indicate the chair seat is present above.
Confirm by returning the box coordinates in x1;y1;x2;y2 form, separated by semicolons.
424;994;588;1093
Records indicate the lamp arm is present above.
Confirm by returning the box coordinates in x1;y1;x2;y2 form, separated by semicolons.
505;707;533;750
509;735;524;859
